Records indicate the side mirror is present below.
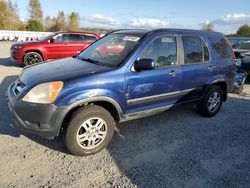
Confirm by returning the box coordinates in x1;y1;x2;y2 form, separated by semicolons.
134;58;155;71
48;38;54;43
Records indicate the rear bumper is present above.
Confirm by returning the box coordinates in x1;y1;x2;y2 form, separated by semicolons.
7;83;68;139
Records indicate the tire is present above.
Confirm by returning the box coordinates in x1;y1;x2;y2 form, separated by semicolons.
23;52;43;66
64;105;115;156
197;85;223;117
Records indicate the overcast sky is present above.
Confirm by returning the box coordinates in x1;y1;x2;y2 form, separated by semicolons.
16;0;250;34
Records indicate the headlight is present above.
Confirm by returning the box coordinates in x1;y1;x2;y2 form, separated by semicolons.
13;45;22;50
22;81;63;104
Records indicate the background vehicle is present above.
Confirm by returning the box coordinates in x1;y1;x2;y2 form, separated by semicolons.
228;37;250;48
7;29;235;156
10;31;99;66
241;56;250;77
233;41;250;59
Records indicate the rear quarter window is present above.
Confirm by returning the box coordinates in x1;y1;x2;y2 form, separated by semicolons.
209;36;232;59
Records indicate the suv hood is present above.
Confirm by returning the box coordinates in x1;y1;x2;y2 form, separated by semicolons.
20;57;114;85
14;40;41;46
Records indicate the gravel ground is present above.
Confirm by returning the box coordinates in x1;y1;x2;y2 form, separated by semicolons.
0;43;250;187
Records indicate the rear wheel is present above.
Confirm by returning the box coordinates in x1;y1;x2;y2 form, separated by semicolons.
64;105;115;156
23;52;43;66
197;86;223;117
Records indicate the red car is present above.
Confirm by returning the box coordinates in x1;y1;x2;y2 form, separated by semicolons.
10;32;99;66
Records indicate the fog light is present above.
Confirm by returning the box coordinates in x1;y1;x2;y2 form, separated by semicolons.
24;121;40;129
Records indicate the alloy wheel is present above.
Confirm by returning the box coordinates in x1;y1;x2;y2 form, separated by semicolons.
76;117;108;150
207;91;221;113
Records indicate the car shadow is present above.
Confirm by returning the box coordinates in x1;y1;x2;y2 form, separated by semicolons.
1;62;250;186
105;95;250;187
0;57;23;67
0;75;20;137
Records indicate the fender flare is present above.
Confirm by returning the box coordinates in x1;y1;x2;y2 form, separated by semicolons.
56;96;124;134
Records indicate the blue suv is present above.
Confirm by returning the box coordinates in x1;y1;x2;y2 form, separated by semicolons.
7;29;235;155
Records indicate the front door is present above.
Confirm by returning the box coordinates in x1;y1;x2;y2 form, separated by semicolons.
125;35;182;114
45;33;69;60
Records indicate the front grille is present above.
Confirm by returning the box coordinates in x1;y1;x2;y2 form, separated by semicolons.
12;79;25;96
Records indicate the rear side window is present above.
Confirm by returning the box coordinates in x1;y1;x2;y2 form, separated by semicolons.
67;34;97;42
85;35;97;42
209;36;232;59
182;36;210;64
182;36;203;64
68;34;85;42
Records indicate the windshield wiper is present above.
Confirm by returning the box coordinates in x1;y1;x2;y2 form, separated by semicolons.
79;57;115;67
80;58;101;64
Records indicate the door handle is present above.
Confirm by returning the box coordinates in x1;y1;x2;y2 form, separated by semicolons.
168;70;180;77
208;65;216;71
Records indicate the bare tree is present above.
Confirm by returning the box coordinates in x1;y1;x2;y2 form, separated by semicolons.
68;12;79;31
55;11;66;31
0;0;21;30
29;0;43;21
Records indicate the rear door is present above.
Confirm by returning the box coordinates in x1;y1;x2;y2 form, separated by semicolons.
209;36;236;91
179;36;212;102
67;34;97;57
125;35;182;114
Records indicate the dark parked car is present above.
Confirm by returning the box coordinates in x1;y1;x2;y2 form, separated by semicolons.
241;55;250;76
228;37;250;48
10;32;100;66
7;29;235;156
233;41;250;59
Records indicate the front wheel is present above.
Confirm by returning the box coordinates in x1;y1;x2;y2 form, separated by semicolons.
23;52;43;66
197;86;223;117
64;105;115;156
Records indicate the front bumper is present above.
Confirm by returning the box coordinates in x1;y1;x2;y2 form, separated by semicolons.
10;49;23;65
7;83;67;139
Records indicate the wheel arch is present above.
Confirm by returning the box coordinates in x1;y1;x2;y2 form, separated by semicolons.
209;79;228;101
59;96;123;135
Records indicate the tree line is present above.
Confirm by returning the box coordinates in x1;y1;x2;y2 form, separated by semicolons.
1;0;249;36
0;0;113;33
0;0;81;31
202;22;250;37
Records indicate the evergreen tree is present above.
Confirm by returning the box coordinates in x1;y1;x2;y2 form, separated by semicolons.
26;19;44;31
237;24;250;37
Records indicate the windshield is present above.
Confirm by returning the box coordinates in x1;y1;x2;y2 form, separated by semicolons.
77;33;142;67
39;33;55;41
